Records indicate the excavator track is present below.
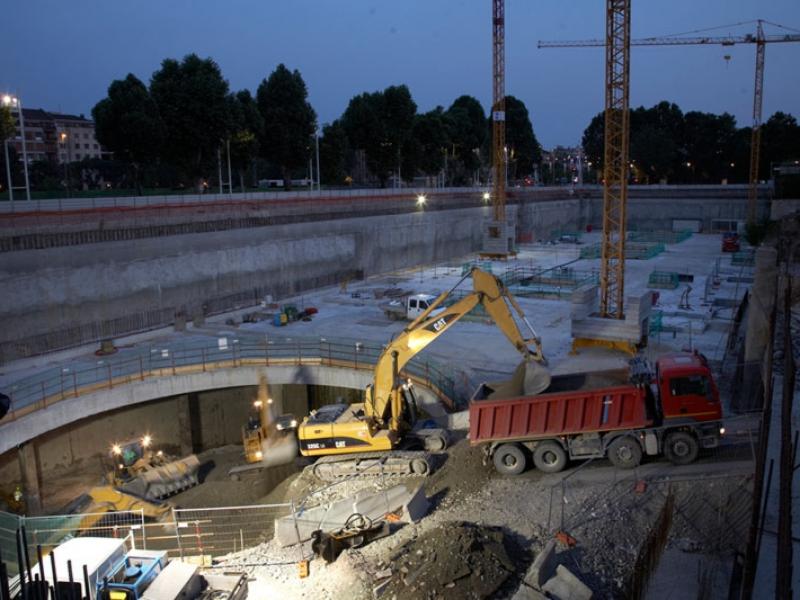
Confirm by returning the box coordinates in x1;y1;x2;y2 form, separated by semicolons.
311;451;432;481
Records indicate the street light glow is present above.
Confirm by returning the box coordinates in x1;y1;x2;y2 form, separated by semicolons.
482;192;490;201
416;194;426;205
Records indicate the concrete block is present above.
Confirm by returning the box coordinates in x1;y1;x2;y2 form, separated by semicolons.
274;483;417;546
541;564;593;600
510;585;548;600
400;485;429;523
523;539;557;590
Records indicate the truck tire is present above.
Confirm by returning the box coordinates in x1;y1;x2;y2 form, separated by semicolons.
533;441;567;474
607;436;642;469
665;431;699;465
493;444;527;476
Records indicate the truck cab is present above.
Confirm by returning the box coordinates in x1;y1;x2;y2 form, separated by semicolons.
383;294;445;321
655;352;722;424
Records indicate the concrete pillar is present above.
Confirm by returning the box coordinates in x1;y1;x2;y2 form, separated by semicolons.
177;393;202;455
737;246;778;412
17;443;42;515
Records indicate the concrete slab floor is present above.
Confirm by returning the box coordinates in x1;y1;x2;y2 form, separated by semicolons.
0;234;749;395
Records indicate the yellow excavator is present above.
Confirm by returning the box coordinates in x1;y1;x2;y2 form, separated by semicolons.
298;267;550;479
228;375;299;478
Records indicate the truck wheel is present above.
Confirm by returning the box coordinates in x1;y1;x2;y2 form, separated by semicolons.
607;437;642;469
492;444;527;476
533;441;567;474
665;432;699;465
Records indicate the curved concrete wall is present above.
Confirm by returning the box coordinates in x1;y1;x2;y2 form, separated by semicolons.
0;364;445;456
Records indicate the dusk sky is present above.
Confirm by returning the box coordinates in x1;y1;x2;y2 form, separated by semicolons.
2;0;799;149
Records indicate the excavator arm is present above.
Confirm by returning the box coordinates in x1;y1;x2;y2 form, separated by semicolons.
366;267;547;427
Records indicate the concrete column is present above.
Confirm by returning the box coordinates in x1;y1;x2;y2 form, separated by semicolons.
177;393;202;455
17;443;42;515
737;246;778;412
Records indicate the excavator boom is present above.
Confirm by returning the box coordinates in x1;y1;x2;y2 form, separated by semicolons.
366;267;547;425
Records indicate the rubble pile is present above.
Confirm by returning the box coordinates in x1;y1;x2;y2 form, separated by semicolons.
377;521;525;599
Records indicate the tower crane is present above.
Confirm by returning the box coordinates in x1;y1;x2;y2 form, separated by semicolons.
482;0;511;258
539;19;800;226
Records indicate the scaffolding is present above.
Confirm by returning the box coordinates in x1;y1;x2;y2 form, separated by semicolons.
648;271;680;290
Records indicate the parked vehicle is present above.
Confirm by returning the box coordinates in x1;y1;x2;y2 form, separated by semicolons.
381;294;445;321
470;352;724;475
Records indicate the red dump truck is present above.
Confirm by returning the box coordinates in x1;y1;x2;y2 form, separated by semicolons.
469;352;725;475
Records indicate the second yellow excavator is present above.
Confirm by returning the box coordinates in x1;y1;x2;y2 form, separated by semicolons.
298;267;549;479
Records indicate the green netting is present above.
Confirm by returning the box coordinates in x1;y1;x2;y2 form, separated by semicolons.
731;250;755;266
648;271;679;289
550;230;583;242
649;310;664;334
629;230;692;244
461;261;494;276
580;242;664;260
0;511;22;576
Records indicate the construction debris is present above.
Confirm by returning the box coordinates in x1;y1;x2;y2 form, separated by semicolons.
274;484;428;546
378;521;523;600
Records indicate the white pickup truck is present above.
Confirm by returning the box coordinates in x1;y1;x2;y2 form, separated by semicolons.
382;294;445;321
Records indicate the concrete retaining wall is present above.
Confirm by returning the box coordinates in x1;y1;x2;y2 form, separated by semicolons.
0;186;771;362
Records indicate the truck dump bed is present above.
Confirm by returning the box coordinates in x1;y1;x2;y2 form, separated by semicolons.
469;371;651;444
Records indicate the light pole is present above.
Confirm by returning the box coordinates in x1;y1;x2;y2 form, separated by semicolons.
3;134;12;207
60;131;72;197
315;129;320;192
2;94;31;201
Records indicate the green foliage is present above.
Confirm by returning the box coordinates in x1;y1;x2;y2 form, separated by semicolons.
760;112;800;177
319;120;350;185
744;221;769;247
582;101;799;184
256;64;317;189
341;85;416;186
150;54;230;185
445;96;486;181
0;105;15;142
92;74;165;167
409;108;449;176
502;96;542;180
227;90;263;189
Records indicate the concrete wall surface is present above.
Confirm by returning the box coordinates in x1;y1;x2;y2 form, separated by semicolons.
0;364;378;456
0;185;770;363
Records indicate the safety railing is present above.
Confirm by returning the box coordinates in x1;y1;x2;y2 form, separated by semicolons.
2;335;459;423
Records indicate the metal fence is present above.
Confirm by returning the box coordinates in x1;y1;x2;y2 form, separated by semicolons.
2;334;459;424
169;503;293;560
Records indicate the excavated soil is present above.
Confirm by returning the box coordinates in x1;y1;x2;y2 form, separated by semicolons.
378;521;527;600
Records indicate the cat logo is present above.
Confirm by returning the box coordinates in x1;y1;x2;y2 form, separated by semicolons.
432;317;447;332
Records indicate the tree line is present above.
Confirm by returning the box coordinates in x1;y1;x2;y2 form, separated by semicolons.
582;101;800;184
2;53;799;195
86;54;543;193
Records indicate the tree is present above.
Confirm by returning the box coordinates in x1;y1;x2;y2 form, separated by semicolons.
0;106;14;144
503;96;541;181
760;112;800;178
446;95;487;184
150;54;230;189
408;108;449;178
92;74;165;195
319;120;350;185
341;85;417;187
227;90;263;191
0;105;15;194
256;64;317;190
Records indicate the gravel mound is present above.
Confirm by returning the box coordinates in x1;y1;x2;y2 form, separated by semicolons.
378;521;522;599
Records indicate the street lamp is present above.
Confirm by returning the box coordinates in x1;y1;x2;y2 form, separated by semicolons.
2;94;31;201
60;131;72;197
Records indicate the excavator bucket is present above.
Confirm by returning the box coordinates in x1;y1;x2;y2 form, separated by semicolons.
117;455;201;501
487;360;552;400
